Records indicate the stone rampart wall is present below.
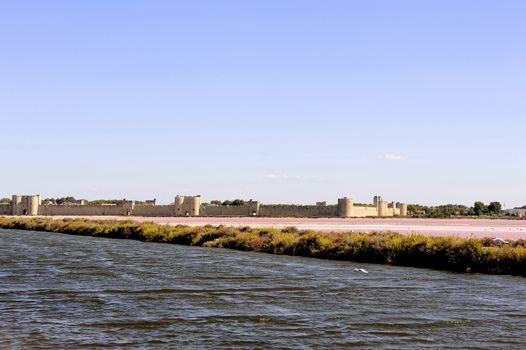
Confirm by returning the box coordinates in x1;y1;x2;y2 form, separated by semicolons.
259;205;339;217
132;205;174;217
4;194;408;218
381;208;401;217
39;205;129;216
0;204;11;215
200;204;256;216
351;206;379;217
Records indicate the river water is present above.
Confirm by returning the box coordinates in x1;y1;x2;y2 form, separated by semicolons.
1;229;525;349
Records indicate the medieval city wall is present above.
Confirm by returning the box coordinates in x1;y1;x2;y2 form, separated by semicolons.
4;194;408;218
40;204;194;217
200;201;259;216
0;204;11;215
132;205;174;217
201;205;253;216
351;206;379;217
39;204;130;216
258;205;339;217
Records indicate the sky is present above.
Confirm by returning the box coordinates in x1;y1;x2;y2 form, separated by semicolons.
1;0;525;207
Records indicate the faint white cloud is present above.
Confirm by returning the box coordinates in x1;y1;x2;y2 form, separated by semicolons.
383;153;405;161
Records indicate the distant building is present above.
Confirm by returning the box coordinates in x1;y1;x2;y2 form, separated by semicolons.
144;199;157;206
504;209;526;218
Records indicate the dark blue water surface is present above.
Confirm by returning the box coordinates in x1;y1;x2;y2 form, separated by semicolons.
1;228;525;349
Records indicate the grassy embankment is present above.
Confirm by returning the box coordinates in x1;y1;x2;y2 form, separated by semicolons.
1;216;525;276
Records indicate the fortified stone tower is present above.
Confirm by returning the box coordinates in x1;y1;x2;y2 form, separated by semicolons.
192;196;201;216
373;195;383;208
12;195;41;216
397;203;408;217
338;197;353;218
248;200;260;216
377;198;387;217
123;200;135;216
174;195;201;216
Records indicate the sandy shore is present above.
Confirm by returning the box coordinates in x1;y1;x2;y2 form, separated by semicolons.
37;216;526;240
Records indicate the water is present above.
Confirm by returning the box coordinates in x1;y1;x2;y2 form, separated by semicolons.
1;229;525;349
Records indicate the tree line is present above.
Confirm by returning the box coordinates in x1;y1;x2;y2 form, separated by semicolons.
209;199;246;206
408;201;502;218
41;197;142;205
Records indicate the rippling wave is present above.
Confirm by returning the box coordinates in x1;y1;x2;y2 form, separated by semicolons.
1;228;525;349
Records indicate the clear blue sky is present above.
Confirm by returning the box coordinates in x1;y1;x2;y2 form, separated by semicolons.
1;0;525;207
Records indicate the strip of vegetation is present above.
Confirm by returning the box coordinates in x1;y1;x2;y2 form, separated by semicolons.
209;199;246;206
1;216;525;276
408;201;503;218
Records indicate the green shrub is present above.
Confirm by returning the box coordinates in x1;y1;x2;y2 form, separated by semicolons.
0;216;525;276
